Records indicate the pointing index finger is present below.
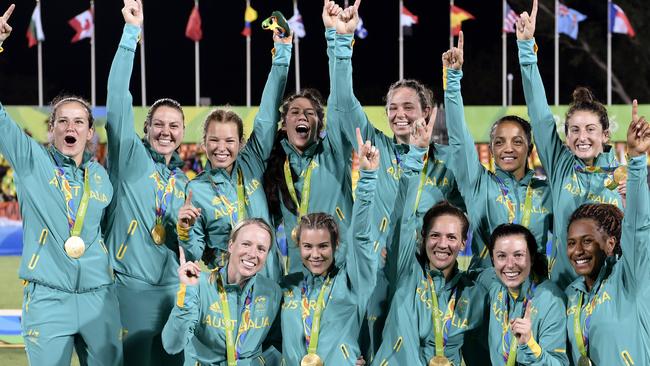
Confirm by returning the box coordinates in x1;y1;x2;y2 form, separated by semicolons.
632;99;639;123
185;189;193;206
2;4;15;21
524;301;532;319
355;127;364;151
531;0;538;21
457;31;464;51
179;246;187;265
354;0;361;11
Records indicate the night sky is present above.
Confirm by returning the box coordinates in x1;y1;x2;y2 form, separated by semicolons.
0;0;645;107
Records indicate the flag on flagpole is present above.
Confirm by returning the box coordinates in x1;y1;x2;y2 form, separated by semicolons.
185;4;202;41
26;3;45;48
68;9;94;43
355;16;368;39
610;3;635;38
288;8;305;38
503;2;519;33
450;5;475;36
241;5;258;37
557;4;586;40
401;6;418;36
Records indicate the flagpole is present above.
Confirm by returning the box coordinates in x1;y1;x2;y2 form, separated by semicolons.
194;0;200;106
554;0;559;106
90;0;96;107
502;0;507;107
606;0;612;105
37;0;43;107
398;0;404;80
293;0;301;93
140;0;146;106
245;0;252;107
449;0;454;50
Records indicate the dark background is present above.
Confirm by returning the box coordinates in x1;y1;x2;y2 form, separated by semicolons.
0;0;647;107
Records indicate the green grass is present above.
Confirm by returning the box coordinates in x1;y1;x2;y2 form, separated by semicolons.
0;256;80;365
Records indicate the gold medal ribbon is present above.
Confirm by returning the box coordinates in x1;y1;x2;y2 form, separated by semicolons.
284;157;314;217
574;292;597;361
153;168;177;226
496;176;534;228
55;165;91;238
302;276;333;356
426;274;457;359
215;271;254;366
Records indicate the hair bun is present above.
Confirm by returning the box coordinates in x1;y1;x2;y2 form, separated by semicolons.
571;86;595;104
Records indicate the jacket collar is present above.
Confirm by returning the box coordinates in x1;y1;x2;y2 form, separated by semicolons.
142;139;184;170
281;138;320;159
569;256;615;295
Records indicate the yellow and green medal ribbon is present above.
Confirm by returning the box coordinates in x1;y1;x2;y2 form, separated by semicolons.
236;167;247;222
574;293;592;362
427;274;445;359
520;184;534;228
56;166;91;238
284;158;314;217
302;277;333;357
216;272;253;366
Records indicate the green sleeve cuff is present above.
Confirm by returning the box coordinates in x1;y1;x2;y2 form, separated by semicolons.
356;169;378;198
120;24;141;51
325;27;336;43
628;154;648;169
402;146;427;172
517;38;537;65
446;68;463;92
525;336;542;358
272;43;292;66
175;283;199;309
335;33;354;59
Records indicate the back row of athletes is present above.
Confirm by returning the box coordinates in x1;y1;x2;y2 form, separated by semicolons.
0;0;648;365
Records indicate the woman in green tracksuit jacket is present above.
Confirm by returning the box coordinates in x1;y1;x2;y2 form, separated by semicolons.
443;34;552;270
177;31;292;282
0;7;119;365
162;219;281;366
328;4;464;358
371;145;488;366
277;133;379;366
516;2;622;290
485;224;568;366
564;113;650;366
104;5;189;365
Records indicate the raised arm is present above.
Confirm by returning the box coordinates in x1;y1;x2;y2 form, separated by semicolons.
347;128;380;300
620;101;650;292
328;0;376;146
161;247;202;354
323;0;342;89
105;0;147;178
385;131;428;290
517;0;572;182
444;32;488;221
0;5;43;175
241;34;292;169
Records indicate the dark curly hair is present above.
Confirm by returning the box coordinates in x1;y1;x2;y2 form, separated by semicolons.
568;203;623;256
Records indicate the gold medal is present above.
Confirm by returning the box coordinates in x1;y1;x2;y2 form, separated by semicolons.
64;236;86;259
300;354;323;366
151;224;166;245
578;355;592;366
429;355;451;366
613;166;627;184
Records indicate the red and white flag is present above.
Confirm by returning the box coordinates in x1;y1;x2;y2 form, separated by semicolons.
26;3;45;47
68;9;93;43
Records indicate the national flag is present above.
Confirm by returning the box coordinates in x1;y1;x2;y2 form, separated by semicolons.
68;9;93;43
610;3;635;38
401;6;418;36
450;5;475;36
355;16;368;39
557;4;587;40
288;9;306;38
241;5;258;37
185;5;202;41
26;4;45;48
503;2;519;33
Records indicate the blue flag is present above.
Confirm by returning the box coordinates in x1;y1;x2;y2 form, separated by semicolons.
355;16;368;39
557;4;587;40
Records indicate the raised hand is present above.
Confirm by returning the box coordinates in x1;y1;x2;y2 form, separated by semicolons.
356;127;379;171
335;0;361;35
511;301;533;345
442;31;464;70
178;190;201;229
410;106;437;149
322;0;342;29
273;29;293;45
627;99;650;157
178;247;201;286
516;0;537;41
0;4;15;42
122;0;143;27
